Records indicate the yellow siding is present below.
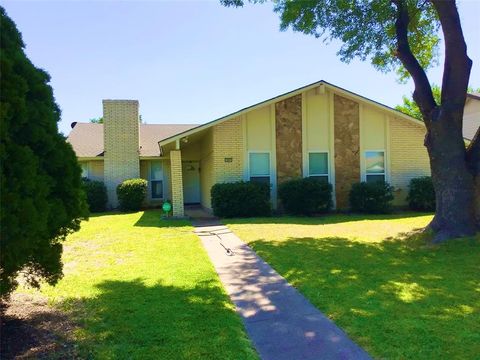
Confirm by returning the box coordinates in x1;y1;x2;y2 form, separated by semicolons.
362;106;386;150
389;117;430;205
305;89;329;151
140;160;148;180
246;106;271;151
200;130;214;208
89;161;104;181
182;141;202;161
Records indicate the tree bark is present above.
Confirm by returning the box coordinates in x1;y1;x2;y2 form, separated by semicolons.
393;0;478;242
425;109;477;242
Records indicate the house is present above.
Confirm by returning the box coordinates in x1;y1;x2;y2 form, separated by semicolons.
464;93;480;141
68;80;436;216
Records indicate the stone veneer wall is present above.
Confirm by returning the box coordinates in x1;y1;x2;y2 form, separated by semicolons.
334;94;360;209
103;100;140;208
212;117;244;184
275;95;303;184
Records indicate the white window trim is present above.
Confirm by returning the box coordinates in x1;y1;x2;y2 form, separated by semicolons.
247;151;272;183
307;151;330;182
148;160;165;200
363;150;387;182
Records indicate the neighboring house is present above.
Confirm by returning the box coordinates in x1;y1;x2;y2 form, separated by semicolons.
68;80;436;216
464;93;480;141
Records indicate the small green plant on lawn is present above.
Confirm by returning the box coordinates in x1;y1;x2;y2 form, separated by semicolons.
82;179;107;212
211;181;270;218
407;176;436;211
349;181;394;213
116;178;147;211
278;177;332;215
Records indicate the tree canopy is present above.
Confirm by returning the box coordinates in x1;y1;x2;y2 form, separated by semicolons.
0;7;87;297
396;85;480;120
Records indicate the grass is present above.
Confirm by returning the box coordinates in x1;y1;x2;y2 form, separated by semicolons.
21;210;257;360
225;213;480;359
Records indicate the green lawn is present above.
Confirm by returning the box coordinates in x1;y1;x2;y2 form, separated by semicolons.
27;211;257;359
225;213;480;359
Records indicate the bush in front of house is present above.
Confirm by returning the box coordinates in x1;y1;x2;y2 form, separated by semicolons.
407;176;436;211
349;181;394;213
278;178;333;215
211;181;271;218
117;178;148;211
82;179;108;212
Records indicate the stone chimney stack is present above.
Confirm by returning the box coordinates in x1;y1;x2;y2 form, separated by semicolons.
103;100;140;208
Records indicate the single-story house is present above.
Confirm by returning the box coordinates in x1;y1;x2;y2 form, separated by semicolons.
68;80;459;216
464;93;480;141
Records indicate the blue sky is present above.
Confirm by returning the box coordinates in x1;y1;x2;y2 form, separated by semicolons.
2;0;479;135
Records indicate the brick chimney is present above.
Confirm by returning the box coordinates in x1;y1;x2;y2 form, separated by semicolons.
103;100;140;208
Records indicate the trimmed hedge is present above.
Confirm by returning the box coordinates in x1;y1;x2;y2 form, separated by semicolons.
349;181;394;213
211;181;271;218
82;179;107;213
407;176;435;211
116;178;147;211
278;177;332;215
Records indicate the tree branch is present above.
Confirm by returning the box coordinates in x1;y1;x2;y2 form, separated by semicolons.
430;0;472;108
392;0;436;123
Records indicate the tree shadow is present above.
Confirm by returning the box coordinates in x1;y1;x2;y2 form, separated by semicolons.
248;232;480;358
225;211;432;226
57;279;257;360
133;210;191;227
1;293;78;359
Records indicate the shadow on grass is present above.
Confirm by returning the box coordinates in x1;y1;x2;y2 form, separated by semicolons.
225;211;432;226
248;232;479;359
59;279;256;360
134;210;191;228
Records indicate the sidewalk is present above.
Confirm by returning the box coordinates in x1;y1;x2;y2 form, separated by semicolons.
193;221;371;360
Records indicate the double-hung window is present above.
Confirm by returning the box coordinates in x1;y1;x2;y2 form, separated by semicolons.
249;152;270;184
365;151;386;183
308;152;329;183
150;161;164;199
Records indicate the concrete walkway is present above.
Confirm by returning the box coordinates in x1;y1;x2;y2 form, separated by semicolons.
193;220;371;360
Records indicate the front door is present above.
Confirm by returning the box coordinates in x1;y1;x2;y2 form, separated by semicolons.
182;161;201;204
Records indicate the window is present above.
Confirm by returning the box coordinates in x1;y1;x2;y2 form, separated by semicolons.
249;153;270;184
308;152;329;183
365;151;386;183
150;161;163;199
81;162;89;178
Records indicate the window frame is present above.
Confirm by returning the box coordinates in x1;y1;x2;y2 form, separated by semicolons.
307;151;330;183
364;150;386;183
149;160;164;200
247;151;271;184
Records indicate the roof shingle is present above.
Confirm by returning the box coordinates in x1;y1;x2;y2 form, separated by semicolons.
67;123;197;157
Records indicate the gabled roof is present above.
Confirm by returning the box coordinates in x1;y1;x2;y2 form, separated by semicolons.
67;123;197;158
158;80;426;148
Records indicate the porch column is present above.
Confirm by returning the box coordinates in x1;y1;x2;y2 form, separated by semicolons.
170;149;184;217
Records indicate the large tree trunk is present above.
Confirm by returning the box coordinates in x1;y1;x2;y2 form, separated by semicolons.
425;110;478;243
393;0;479;242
